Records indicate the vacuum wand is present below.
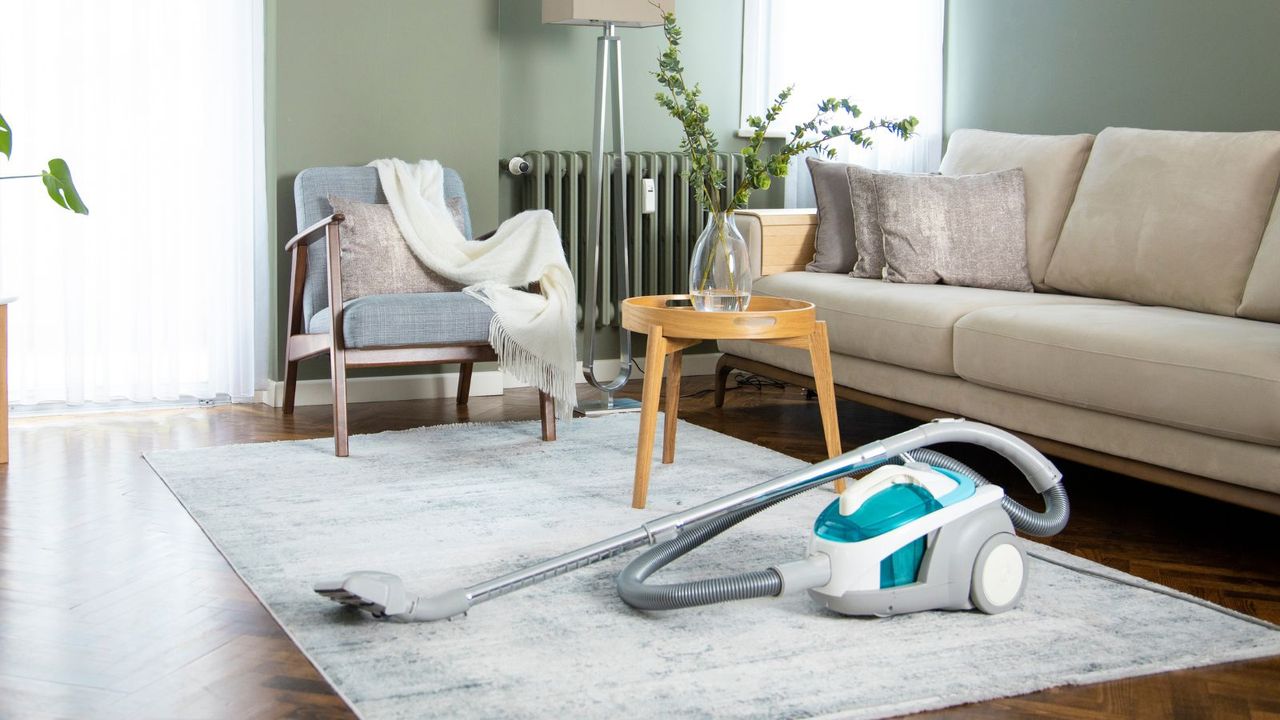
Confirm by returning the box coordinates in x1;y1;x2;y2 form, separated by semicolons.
315;419;1062;622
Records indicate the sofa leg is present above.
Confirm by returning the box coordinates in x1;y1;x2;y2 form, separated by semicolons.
539;391;556;441
457;362;473;406
714;355;734;408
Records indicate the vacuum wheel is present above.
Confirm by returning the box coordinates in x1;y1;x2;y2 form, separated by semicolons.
970;533;1027;614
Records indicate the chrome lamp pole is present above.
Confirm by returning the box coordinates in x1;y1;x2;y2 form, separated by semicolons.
542;1;672;417
577;21;640;416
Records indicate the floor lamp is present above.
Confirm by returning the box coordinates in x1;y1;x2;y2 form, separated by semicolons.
543;0;674;416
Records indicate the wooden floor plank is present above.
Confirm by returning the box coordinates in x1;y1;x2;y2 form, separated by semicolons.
0;376;1277;718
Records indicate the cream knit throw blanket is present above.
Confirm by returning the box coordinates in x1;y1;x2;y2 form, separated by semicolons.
371;159;577;418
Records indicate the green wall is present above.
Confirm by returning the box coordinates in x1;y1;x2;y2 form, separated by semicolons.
497;0;745;156
945;0;1280;135
267;0;501;380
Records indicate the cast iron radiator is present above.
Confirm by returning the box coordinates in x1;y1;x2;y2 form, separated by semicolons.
512;151;748;326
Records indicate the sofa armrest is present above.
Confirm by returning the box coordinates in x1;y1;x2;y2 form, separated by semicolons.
733;209;817;279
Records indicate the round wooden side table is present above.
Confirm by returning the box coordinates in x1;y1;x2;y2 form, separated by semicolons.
620;294;843;508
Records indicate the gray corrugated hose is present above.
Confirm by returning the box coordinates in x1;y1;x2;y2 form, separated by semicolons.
906;448;1069;537
615;450;1069;611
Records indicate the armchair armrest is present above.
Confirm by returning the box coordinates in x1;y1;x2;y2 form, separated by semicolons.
733;209;817;278
285;212;345;252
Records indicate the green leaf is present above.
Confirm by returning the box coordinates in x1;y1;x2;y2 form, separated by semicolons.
41;158;88;214
0;112;10;159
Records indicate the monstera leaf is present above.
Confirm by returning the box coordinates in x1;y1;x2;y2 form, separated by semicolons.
0;112;10;159
0;111;87;215
41;158;88;215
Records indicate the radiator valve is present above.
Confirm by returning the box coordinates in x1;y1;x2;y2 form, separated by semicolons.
507;156;531;175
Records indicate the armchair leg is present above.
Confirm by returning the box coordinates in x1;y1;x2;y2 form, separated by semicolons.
457;362;473;406
330;349;350;457
283;358;300;414
539;391;556;441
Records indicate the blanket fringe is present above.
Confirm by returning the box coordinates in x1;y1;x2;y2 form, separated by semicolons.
487;315;577;419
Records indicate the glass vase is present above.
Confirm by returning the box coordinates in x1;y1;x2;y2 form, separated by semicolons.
688;210;752;312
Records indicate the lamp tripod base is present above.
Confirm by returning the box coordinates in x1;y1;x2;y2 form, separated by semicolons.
574;393;642;417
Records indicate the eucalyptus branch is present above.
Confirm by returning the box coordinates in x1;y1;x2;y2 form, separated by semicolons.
653;10;919;214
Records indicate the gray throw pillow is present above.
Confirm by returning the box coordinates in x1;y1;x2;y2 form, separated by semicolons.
872;169;1033;292
328;195;464;302
846;164;890;279
804;157;859;273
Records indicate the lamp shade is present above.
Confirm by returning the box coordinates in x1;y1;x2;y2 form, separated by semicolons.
541;0;673;28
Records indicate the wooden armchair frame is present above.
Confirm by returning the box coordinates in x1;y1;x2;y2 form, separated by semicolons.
282;214;556;456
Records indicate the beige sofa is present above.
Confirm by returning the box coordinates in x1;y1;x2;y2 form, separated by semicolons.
719;127;1280;514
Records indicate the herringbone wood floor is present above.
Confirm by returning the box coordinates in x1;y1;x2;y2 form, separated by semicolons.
1;376;1278;719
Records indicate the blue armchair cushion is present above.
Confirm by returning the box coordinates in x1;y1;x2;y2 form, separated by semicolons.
308;293;493;348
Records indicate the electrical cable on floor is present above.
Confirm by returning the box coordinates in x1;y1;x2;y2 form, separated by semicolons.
629;356;787;400
680;372;787;399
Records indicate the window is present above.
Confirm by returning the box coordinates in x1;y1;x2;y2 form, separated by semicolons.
740;0;945;207
0;1;265;407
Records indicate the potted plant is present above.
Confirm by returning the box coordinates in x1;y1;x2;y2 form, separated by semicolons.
0;112;88;214
653;11;915;311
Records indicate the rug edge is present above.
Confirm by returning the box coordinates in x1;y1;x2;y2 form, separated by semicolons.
140;454;370;720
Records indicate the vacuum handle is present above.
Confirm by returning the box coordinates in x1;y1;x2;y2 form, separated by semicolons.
644;419;1061;543
901;420;1062;494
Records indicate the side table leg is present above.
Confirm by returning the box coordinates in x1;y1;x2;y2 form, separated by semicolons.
662;350;683;464
808;321;844;492
713;355;732;408
633;328;668;508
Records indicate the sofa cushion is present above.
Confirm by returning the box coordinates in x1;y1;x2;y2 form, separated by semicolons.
874;169;1032;292
954;304;1280;446
751;272;1125;376
1237;187;1280;322
940;129;1094;290
1044;127;1280;316
804;157;859;273
308;292;492;348
846;164;890;279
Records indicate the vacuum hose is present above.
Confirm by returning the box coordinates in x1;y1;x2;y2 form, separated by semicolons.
616;450;1069;611
617;480;817;610
906;449;1069;537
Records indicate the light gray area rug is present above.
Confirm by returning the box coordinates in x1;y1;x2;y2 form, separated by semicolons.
145;416;1280;719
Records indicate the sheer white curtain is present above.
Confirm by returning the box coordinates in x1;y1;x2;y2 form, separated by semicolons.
0;1;264;406
740;0;945;208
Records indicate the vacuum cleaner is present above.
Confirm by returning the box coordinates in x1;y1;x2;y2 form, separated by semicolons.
315;419;1069;621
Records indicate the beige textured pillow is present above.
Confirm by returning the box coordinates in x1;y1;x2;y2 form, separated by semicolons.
328;195;463;301
939;129;1094;290
875;169;1033;292
846;164;888;278
1044;127;1280;315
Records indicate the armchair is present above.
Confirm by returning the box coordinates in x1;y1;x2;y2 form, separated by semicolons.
283;166;555;456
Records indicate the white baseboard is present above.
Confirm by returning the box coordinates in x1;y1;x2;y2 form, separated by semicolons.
257;353;722;408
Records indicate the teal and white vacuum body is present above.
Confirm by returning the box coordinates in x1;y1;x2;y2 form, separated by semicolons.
806;463;1025;616
316;419;1068;622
